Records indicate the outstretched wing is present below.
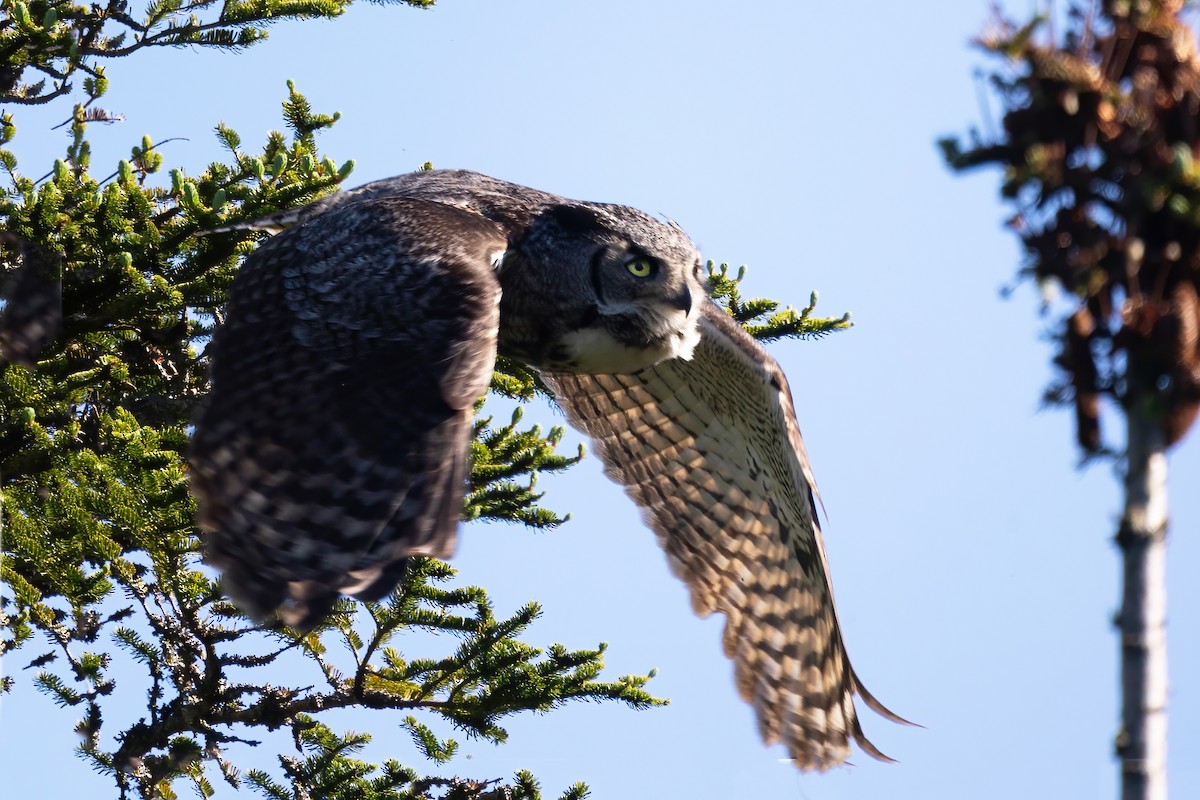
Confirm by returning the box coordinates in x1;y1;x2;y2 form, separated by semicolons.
190;197;506;630
543;300;908;770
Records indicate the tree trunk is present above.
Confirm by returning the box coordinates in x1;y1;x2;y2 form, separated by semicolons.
1116;404;1169;800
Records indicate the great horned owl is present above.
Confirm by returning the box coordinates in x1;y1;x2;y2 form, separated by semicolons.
189;169;909;771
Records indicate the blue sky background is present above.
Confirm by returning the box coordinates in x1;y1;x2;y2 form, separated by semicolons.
2;1;1199;798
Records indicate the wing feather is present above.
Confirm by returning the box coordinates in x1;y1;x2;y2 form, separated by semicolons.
190;197;505;629
544;300;908;770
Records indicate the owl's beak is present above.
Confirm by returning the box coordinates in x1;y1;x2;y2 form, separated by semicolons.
671;288;693;315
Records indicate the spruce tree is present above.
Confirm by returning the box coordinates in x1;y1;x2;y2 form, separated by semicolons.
0;2;850;798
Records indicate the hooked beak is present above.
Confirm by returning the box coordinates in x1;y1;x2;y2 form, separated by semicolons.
671;287;693;315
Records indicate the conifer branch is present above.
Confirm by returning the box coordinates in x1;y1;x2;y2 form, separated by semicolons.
1;10;846;796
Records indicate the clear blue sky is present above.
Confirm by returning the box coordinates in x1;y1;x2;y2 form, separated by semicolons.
2;1;1198;798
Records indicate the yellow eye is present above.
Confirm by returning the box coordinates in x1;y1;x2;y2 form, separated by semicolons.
625;258;654;278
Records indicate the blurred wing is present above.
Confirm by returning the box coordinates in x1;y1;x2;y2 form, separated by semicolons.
190;197;506;629
544;301;908;770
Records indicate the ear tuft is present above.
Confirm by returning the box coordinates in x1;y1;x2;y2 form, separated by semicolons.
541;204;609;237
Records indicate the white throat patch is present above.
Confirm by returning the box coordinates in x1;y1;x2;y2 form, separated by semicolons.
560;308;700;373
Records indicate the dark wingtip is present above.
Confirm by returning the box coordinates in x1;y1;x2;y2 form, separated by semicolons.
277;590;340;635
347;557;412;604
211;557;337;636
851;713;901;764
854;668;921;728
848;668;921;765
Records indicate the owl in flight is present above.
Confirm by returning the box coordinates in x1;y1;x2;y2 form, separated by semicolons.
189;169;908;770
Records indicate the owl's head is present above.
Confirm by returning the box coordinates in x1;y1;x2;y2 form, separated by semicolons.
509;202;706;373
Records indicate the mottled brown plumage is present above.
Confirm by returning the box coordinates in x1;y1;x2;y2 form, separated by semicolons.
545;304;909;769
190;168;907;769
